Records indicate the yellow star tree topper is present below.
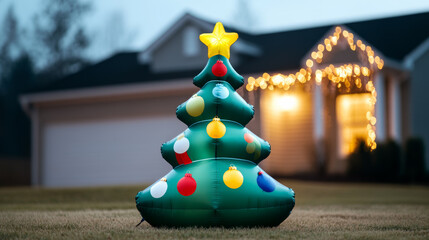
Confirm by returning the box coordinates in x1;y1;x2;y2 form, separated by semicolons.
200;22;238;59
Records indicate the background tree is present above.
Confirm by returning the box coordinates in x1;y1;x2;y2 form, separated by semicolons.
0;0;92;160
0;54;34;157
0;5;32;159
232;0;256;31
0;6;21;85
32;0;92;81
103;11;137;53
0;0;92;185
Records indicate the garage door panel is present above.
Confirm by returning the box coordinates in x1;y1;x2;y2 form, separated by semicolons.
42;116;182;187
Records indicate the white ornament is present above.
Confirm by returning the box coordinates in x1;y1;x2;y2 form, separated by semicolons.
174;136;190;154
212;84;229;99
150;178;168;198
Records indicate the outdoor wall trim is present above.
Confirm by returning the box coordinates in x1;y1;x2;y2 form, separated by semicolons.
383;57;409;72
404;35;429;69
31;107;40;186
375;72;386;141
20;78;194;112
388;75;402;141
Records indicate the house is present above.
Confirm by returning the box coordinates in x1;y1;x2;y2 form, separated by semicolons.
21;12;429;187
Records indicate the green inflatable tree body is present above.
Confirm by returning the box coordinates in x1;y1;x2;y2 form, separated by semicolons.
136;22;295;227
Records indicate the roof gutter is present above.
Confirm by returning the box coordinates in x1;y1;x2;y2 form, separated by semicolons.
20;78;195;115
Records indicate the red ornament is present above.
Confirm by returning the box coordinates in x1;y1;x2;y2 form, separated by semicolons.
177;173;197;196
212;60;227;77
175;152;192;165
244;133;254;143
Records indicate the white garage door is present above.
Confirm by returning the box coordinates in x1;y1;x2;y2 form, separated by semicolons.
41;116;184;187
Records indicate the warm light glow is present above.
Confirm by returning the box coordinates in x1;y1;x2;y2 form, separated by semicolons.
337;93;373;156
245;25;383;150
331;36;338;45
274;94;298;111
335;26;342;33
272;74;284;85
315;69;323;84
311;51;317;59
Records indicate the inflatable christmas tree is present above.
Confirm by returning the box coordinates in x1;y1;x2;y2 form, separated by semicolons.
135;22;295;228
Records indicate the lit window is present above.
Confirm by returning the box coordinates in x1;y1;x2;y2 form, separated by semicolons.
274;94;299;111
336;93;372;157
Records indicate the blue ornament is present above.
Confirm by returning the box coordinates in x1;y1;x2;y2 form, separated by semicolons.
212;83;229;99
257;171;275;192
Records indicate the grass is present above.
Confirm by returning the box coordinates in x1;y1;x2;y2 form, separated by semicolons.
1;180;429;239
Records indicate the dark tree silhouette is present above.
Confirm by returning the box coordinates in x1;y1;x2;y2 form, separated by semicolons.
0;54;34;157
0;6;21;84
32;0;92;81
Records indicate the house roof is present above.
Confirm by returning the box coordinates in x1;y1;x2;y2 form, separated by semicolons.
30;52;200;93
28;11;429;93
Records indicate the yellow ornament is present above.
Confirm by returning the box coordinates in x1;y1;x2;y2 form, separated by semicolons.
206;117;226;139
199;22;238;59
186;95;204;117
223;165;243;189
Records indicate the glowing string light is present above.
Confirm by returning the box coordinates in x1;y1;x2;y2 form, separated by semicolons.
245;26;383;150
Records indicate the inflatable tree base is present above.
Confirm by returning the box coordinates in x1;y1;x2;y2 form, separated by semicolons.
135;22;295;228
136;159;295;227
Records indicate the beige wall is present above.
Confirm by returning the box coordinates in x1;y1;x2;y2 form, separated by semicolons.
259;89;316;175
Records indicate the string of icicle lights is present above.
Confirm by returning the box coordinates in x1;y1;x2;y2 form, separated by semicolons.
246;26;382;150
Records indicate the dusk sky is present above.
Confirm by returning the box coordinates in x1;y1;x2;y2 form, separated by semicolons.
2;0;429;61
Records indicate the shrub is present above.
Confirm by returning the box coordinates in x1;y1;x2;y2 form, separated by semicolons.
404;138;426;182
347;140;371;180
372;140;401;182
347;139;402;182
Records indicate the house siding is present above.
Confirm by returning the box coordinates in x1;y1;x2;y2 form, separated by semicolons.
411;48;429;171
151;22;207;73
151;22;241;73
260;90;315;175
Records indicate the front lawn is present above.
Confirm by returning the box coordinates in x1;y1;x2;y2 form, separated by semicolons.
1;180;428;239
